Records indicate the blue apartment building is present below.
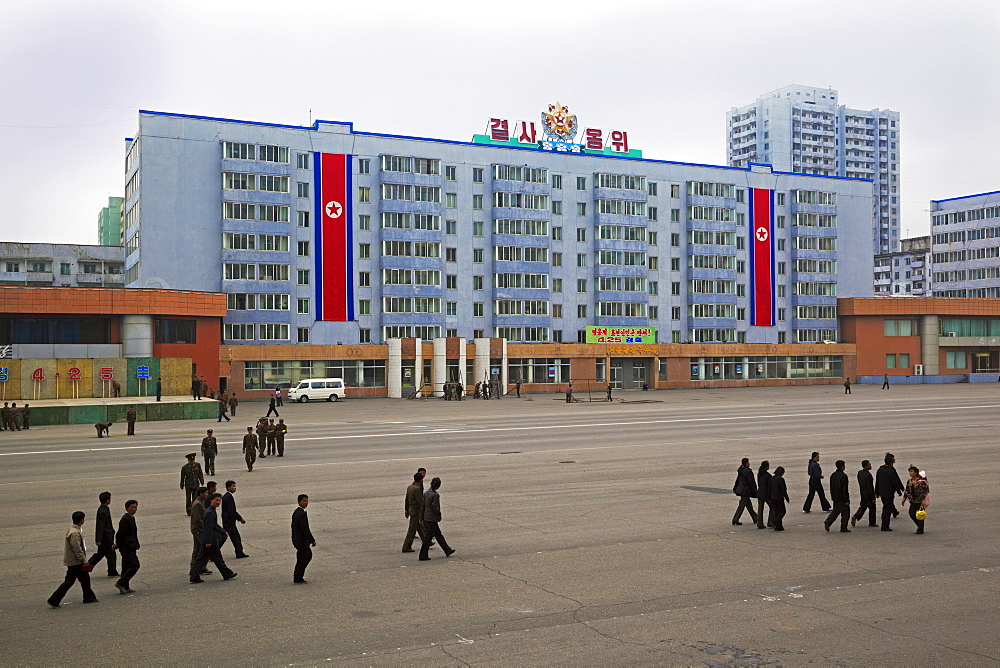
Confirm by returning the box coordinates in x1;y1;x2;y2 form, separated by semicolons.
124;107;873;347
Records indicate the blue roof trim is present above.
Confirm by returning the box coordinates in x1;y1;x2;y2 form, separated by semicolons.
137;109;871;182
931;190;1000;204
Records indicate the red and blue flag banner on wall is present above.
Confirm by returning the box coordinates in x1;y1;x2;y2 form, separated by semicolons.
748;188;775;327
314;153;354;321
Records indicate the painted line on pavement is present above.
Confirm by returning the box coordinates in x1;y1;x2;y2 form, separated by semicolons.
0;403;994;459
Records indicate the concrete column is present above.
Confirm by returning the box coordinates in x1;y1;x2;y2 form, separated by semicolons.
413;338;423;397
432;338;447;397
387;338;402;398
121;315;153;358
921;315;940;375
501;338;508;394
474;338;491;388
457;338;467;391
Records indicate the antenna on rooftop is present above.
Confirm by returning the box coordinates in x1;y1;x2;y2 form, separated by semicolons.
309;108;312;125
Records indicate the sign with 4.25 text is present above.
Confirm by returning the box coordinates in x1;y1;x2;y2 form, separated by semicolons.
586;326;656;344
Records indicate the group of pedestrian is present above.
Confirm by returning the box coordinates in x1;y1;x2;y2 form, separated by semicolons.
733;451;930;534
401;468;455;560
443;382;464;400
48;478;320;606
241;418;288;471
47;493;141;606
473;381;496;399
1;401;30;431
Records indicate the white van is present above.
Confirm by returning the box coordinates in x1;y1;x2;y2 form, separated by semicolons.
288;378;346;403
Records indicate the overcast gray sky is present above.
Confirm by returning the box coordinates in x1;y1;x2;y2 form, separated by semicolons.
1;0;997;245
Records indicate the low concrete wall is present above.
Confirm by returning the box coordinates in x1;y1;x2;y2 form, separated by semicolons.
26;400;217;426
858;375;968;384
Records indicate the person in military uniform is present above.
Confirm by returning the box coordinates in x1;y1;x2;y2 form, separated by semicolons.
1;402;11;430
126;405;137;436
95;421;113;437
276;419;287;457
266;419;278;456
180;453;205;515
21;404;30;430
201;429;218;476
112;380;121;398
228;393;239;416
255;418;268;458
242;427;257;472
189;487;212;576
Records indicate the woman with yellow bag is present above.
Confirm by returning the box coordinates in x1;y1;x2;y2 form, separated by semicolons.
903;466;930;534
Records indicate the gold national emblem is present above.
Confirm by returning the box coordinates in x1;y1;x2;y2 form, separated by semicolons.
541;102;578;141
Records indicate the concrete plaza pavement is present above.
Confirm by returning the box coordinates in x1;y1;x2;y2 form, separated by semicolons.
1;384;998;665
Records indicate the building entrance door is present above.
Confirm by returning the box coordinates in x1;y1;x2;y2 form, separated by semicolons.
973;353;991;373
610;358;650;389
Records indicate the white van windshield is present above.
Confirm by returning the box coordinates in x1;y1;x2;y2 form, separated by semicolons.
297;382;308;389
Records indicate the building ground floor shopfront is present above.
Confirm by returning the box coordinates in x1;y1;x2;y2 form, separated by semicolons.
223;340;857;399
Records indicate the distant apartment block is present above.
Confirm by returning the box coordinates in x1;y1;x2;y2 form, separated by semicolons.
728;85;900;253
0;243;125;287
97;196;125;246
931;191;1000;297
874;236;930;296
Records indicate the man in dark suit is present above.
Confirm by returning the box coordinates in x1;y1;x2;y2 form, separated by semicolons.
875;452;905;531
114;500;140;594
824;460;851;532
769;467;789;531
402;472;426;553
155;377;162;402
732;457;758;526
190;493;237;583
222;481;249;558
87;491;119;577
852;460;877;527
291;494;316;584
756;461;772;529
802;452;831;513
419;477;455;560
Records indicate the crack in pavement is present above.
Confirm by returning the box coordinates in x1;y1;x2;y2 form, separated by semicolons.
450;504;549;534
437;643;471;667
783;597;1000;663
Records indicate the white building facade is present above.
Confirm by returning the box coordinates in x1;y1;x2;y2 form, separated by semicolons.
931;191;1000;297
728;85;900;253
874;236;930;296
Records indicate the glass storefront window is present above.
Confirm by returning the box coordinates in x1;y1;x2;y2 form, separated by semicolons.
243;360;387;390
687;356;844;381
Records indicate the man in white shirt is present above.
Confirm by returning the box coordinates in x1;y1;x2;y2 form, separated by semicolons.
48;511;99;607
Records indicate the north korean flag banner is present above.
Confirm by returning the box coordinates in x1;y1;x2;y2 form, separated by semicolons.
748;188;775;327
315;153;354;321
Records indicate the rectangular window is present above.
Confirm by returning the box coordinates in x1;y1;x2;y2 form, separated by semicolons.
552;174;562;189
577;253;587;267
223;202;255;220
946;351;966;369
473;302;484;317
577;228;587;242
578;304;587;318
258;175;289;193
258;145;289;163
223;172;256;190
473;249;484;263
297;241;309;256
473;276;484;290
358;214;370;230
223;142;255;160
886;354;897;369
552;278;562;292
297;327;310;343
473;221;484;236
577;279;587;293
296;298;310;314
358;158;370;174
576;176;587;190
224;323;255;340
258;234;289;252
472;194;483;210
223;232;255;250
258;264;289;281
297;211;310;227
577;202;587;216
359;299;371;315
224;263;255;280
297;269;310;285
552;252;562;267
446;274;457;289
446;193;458;208
359;243;370;259
297;182;309;198
445;165;457;181
446;219;457;235
258;323;290;340
154;319;197;344
359;187;371;203
258;205;289;222
552;200;563;215
446;248;457;262
473;168;484;183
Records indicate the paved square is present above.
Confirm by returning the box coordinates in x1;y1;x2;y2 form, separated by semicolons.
1;384;998;665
